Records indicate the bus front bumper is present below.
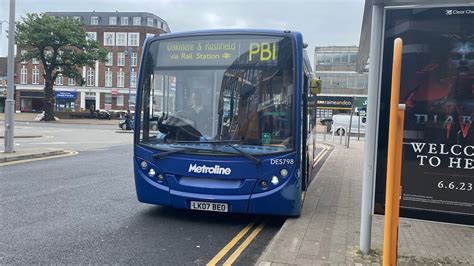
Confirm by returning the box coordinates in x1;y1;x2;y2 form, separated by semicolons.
134;171;301;216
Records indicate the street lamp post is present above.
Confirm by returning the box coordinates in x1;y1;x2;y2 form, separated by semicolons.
4;0;15;153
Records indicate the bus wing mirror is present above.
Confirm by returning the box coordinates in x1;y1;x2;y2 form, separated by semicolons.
310;78;322;95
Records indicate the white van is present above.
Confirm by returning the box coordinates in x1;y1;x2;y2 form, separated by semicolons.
331;114;366;136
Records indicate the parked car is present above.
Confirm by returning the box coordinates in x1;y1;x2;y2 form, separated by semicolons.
331;114;366;136
319;117;333;126
319;117;333;132
118;116;159;131
119;116;133;130
94;110;111;120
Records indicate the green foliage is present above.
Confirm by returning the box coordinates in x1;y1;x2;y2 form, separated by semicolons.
16;13;108;120
16;13;107;84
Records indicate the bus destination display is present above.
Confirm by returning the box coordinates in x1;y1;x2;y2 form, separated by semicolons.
155;37;282;67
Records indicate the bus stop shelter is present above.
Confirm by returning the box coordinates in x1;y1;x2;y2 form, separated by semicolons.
358;0;474;254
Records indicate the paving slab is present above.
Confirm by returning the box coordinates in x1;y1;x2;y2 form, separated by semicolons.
258;139;474;265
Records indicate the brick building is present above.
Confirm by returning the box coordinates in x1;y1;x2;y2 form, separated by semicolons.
0;57;7;113
15;11;170;113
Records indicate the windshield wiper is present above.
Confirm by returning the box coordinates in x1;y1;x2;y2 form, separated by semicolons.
152;148;186;159
225;143;261;166
152;146;223;159
174;140;261;166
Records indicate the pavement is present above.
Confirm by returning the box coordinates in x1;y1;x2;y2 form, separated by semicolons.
258;139;474;265
0;112;119;163
1;117;472;264
0;148;68;163
0;112;118;125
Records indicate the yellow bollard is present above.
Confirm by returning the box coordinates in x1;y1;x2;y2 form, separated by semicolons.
383;37;403;266
390;105;405;265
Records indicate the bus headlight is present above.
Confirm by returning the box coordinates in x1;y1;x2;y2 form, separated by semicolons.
140;160;148;169
280;169;288;177
148;168;156;177
260;180;268;189
271;176;279;185
157;174;165;182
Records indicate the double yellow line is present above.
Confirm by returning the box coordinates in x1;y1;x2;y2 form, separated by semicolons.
207;144;330;265
313;143;330;168
207;218;267;266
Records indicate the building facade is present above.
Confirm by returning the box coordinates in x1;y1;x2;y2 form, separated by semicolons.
0;57;7;113
314;46;368;95
14;11;170;113
314;46;368;118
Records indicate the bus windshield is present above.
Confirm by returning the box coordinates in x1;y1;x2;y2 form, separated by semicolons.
137;34;294;155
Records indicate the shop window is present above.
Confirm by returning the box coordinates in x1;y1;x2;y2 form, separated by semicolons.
105;93;112;104
117;95;124;106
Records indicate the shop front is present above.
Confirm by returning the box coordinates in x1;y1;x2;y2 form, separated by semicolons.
20;91;44;112
55;91;77;111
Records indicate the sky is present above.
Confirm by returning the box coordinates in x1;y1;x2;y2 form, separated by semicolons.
0;0;365;68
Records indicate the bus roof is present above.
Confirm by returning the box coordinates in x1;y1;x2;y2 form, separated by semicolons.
154;29;302;39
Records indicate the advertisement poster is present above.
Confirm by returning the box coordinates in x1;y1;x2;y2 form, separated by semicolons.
375;5;474;225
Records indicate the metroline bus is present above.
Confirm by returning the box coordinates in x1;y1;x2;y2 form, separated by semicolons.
133;29;320;216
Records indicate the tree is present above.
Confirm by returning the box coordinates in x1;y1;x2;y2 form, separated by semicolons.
16;13;107;121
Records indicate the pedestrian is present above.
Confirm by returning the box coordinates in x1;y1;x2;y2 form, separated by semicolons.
125;110;132;130
90;104;95;118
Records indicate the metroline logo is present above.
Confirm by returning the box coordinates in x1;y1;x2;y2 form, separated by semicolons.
188;164;232;175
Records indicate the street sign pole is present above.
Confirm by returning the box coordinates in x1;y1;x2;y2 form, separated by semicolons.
347;97;354;148
4;0;16;153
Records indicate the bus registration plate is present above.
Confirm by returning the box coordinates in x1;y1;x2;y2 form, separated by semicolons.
190;201;228;212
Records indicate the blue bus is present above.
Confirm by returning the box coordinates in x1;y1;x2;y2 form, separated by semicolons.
134;29;320;216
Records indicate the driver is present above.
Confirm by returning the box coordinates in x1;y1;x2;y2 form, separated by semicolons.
189;91;211;136
190;91;204;115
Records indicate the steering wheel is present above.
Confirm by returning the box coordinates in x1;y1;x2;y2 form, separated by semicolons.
158;113;202;141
